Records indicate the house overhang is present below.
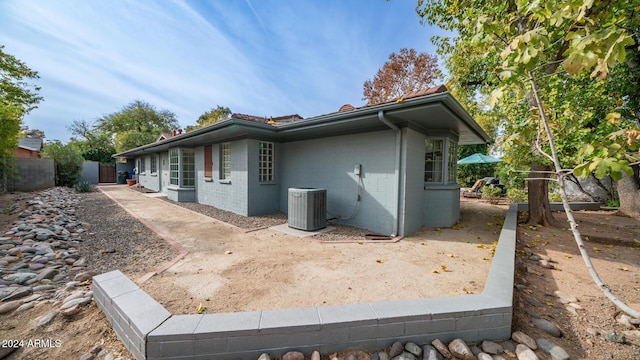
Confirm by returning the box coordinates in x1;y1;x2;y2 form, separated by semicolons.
113;92;490;158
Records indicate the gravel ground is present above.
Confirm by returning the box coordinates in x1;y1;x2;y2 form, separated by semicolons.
75;191;177;277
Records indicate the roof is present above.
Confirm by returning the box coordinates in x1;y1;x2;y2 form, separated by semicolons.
18;138;43;151
231;114;304;124
114;86;491;158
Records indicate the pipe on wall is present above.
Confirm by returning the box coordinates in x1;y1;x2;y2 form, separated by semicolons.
377;110;402;236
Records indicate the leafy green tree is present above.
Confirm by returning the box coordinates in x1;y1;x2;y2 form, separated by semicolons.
97;100;179;152
0;46;43;192
0;45;43;112
42;141;84;187
418;0;639;317
0;104;22;191
185;105;231;132
68;119;116;163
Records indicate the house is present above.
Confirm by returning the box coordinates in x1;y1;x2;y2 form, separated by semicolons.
113;85;490;237
16;138;44;158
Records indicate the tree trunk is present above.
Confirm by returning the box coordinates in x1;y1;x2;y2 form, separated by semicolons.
527;162;558;226
617;165;640;218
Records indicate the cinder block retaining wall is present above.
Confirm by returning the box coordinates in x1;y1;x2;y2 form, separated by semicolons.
93;202;600;360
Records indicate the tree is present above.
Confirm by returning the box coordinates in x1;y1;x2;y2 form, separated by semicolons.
97;100;179;153
20;125;45;139
68;119;116;163
185;106;231;132
363;48;440;105
42;141;84;187
0;46;43;192
418;0;639;317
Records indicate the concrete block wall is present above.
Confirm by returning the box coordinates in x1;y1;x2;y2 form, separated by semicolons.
279;130;398;236
93;271;171;360
13;158;55;191
93;203;522;360
247;140;281;216
137;155;161;192
423;184;461;227
196;141;250;216
399;128;427;236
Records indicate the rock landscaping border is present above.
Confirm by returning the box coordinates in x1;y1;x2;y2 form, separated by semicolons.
93;202;600;360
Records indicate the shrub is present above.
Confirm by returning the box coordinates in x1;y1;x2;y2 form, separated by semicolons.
482;186;503;204
42;141;84;187
548;192;562;202
607;199;620;208
75;181;94;193
506;188;528;203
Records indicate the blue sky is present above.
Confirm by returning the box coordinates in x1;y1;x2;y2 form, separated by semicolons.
1;0;448;142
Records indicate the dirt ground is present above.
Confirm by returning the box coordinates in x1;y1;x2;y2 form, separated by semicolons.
140;200;504;314
512;208;640;359
1;189;640;359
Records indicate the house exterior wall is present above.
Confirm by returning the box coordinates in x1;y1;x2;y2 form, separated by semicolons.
16;148;40;158
399;128;427;236
247;140;281;216
138;155;162;192
160;153;169;192
423;184;461;227
196;140;250;216
279;130;397;235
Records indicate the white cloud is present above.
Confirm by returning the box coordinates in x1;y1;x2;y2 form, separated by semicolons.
1;0;443;141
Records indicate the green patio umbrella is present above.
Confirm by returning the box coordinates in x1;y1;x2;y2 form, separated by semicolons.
457;153;502;182
457;153;502;165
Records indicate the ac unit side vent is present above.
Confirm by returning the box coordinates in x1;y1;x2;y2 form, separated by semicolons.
288;188;327;231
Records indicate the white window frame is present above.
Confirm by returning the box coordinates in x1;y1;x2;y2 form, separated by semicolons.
150;155;158;174
181;148;195;187
258;141;274;182
168;148;195;187
139;157;146;174
169;149;179;186
220;143;231;180
425;138;457;185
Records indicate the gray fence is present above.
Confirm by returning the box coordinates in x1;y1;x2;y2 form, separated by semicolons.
2;158;55;192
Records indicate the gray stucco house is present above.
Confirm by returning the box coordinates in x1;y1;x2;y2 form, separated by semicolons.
114;86;490;237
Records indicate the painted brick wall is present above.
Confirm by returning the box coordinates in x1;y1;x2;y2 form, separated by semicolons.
196;141;250;216
423;185;461;227
247;140;281;216
399;128;426;236
138;155;161;192
279;130;397;236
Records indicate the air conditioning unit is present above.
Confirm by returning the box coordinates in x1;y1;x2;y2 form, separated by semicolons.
288;188;327;231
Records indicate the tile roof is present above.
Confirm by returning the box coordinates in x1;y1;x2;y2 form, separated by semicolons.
231;113;304;125
231;86;448;127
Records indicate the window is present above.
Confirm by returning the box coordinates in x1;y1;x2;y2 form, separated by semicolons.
169;149;179;185
139;157;146;174
425;139;443;183
220;143;231;179
425;138;458;184
447;141;457;183
258;141;274;182
181;149;195;187
150;156;157;174
204;145;213;178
